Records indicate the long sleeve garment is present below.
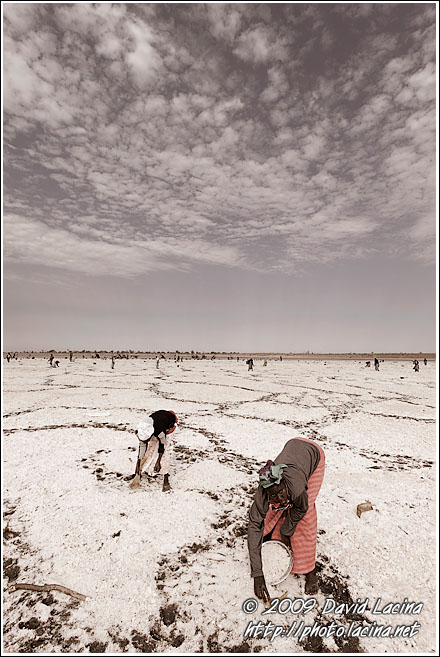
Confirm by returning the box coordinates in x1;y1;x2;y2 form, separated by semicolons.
247;438;321;578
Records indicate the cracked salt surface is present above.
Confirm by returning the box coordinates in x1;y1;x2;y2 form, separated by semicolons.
3;357;436;653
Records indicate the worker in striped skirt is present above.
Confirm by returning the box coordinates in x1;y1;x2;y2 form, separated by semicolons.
248;437;325;601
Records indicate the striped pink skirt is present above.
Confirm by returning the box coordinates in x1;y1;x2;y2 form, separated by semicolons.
263;437;325;574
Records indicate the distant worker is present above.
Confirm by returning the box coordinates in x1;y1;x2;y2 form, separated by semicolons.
111;355;115;370
49;353;54;366
69;351;73;362
365;361;371;368
374;358;380;371
424;358;427;366
247;357;254;371
413;360;419;372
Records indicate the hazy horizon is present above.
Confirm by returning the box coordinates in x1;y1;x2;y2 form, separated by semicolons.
3;348;436;356
3;4;437;353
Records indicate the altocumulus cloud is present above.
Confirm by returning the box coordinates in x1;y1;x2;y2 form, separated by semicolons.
3;3;436;278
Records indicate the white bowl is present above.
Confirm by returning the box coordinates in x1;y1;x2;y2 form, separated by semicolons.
261;540;293;585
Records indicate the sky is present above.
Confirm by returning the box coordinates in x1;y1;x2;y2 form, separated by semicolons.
2;2;437;353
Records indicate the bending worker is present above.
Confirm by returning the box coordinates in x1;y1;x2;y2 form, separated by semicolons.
247;437;325;600
130;409;177;492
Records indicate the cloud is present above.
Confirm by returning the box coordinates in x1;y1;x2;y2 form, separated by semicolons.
3;3;436;279
125;20;160;89
206;4;242;43
233;25;288;63
3;213;242;278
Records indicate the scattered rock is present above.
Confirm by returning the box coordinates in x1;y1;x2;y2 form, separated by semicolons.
4;506;16;516
131;632;155;652
334;633;363;653
207;633;220;652
149;624;163;641
233;523;247;537
22;638;47;651
4;564;20;580
188;542;210;554
171;634;185;648
356;501;373;518
19;617;40;630
111;636;129;651
160;604;177;626
302;635;331;653
230;642;251;652
88;641;107;653
3;527;19;540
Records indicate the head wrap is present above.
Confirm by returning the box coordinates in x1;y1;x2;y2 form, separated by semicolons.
135;418;154;442
258;460;287;488
166;411;178;434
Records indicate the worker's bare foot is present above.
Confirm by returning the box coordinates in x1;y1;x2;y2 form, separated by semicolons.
305;569;318;595
162;475;171;492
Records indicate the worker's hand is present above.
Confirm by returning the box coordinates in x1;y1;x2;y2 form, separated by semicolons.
154;456;162;473
254;575;270;603
280;532;291;549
